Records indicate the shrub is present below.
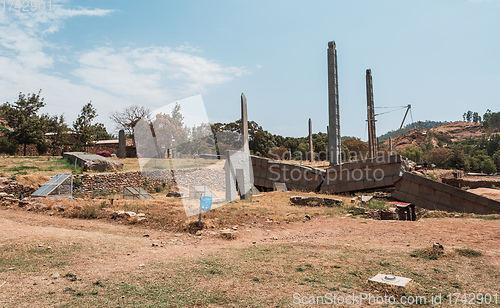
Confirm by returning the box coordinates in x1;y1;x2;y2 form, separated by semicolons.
36;141;50;155
0;136;18;155
96;151;112;157
80;204;100;219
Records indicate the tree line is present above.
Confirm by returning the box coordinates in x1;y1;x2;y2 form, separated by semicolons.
1;91;498;175
0;91;110;155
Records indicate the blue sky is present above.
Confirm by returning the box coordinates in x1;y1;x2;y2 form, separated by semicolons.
0;0;499;140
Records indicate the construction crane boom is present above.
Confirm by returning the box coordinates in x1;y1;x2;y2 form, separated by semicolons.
396;104;411;138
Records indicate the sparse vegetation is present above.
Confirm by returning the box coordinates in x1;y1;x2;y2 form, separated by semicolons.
454;248;482;257
410;247;445;260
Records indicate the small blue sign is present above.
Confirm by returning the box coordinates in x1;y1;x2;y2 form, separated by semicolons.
200;196;212;211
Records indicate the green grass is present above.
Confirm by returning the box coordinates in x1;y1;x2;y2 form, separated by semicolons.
454;248;483;257
6;165;41;172
0;242;81;274
0;156;83;176
366;199;387;210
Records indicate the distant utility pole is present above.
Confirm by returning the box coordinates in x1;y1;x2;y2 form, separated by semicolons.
366;69;377;159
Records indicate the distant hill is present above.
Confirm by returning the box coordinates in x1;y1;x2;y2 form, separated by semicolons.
378;121;450;142
387;121;485;151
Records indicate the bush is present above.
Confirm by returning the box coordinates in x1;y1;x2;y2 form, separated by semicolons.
37;141;50;155
96;151;112;157
0;136;18;155
480;158;496;174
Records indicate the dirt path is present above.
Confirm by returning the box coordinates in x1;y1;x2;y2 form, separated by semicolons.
2;209;499;272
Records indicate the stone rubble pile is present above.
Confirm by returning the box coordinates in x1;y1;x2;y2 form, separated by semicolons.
290;196;343;207
0;178;39;196
0;192;148;222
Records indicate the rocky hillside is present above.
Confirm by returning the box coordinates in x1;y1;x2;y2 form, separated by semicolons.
388;121;487;150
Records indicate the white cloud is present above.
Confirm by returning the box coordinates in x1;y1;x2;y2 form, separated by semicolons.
73;46;247;106
0;1;247;133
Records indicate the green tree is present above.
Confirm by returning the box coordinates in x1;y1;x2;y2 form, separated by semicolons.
463;110;473;122
151;113;187;157
171;102;184;124
493;151;500;172
472;112;481;123
480;158;496;174
42;114;68;155
1;91;46;156
342;137;369;160
73;102;109;146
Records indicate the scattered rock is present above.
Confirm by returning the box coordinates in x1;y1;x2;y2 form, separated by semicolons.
166;191;183;198
83;158;124;172
143;234;150;238
18;200;29;207
37;204;48;210
432;242;446;255
52;273;60;279
55;205;66;212
110;211;125;219
219;229;238;240
358;196;373;203
304;215;311;221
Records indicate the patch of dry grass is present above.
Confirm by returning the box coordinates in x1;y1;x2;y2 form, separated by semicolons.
0;156;80;180
2;239;497;307
24;191;356;234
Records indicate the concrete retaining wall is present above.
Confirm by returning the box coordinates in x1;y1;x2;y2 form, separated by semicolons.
442;178;500;189
251;156;325;191
393;172;500;214
320;155;404;194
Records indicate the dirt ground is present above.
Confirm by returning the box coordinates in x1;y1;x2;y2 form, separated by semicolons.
1;202;499;307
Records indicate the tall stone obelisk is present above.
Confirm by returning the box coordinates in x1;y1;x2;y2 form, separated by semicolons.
241;93;250;154
327;41;341;166
118;129;126;158
366;69;377;159
308;118;313;162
